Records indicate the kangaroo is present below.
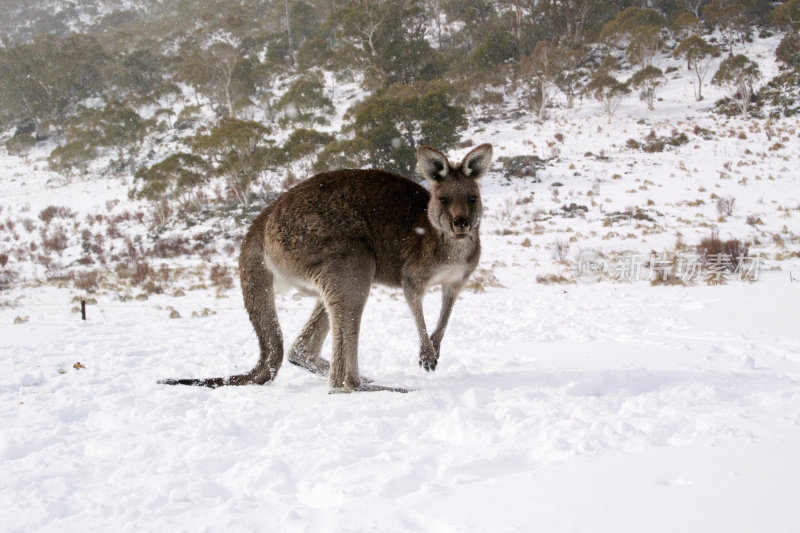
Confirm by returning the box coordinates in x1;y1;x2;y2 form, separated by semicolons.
160;143;492;393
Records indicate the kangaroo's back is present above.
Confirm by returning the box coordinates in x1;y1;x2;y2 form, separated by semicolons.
262;169;431;286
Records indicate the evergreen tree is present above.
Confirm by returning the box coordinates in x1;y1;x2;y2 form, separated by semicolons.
343;80;466;176
134;153;211;211
712;53;761;116
630;65;665;110
674;34;720;100
191;119;281;207
600;7;668;68
585;72;630;123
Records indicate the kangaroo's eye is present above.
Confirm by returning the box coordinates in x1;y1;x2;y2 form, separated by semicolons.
468;196;477;203
439;197;449;205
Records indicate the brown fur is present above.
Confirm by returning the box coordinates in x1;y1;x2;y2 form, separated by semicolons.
160;143;493;392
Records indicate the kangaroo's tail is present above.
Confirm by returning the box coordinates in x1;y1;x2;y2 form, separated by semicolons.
159;212;284;388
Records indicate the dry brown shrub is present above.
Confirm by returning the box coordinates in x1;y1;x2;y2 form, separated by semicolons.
209;264;234;290
696;232;750;270
39;206;76;224
74;270;102;293
152;236;193;258
41;227;69;253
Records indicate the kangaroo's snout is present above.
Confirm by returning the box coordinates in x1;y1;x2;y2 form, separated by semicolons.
453;216;470;236
454;216;469;229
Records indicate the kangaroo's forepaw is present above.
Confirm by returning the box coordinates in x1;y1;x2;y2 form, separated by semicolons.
419;346;439;372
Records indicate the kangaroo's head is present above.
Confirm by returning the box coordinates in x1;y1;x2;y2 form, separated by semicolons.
417;143;493;239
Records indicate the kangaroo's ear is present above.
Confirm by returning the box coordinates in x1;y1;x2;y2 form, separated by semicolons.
461;143;493;180
417;145;451;182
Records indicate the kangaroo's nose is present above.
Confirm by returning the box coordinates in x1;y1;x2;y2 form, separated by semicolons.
454;217;469;230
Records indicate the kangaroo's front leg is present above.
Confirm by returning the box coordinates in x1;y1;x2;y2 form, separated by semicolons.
403;279;438;371
430;281;463;359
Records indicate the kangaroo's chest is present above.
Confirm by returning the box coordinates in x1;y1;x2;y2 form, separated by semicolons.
425;237;479;286
428;263;470;286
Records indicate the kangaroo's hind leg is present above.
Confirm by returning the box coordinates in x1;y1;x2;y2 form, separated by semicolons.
320;252;375;393
322;253;408;394
287;300;330;376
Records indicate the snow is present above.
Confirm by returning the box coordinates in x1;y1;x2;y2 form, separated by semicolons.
2;277;800;531
2;32;800;532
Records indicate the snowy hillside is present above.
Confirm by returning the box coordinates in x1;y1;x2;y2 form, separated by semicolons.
2;10;800;533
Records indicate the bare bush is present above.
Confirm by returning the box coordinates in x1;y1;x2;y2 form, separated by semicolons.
745;214;763;227
21;218;35;232
132;261;151;285
107;222;121;239
1;267;19;289
149;199;173;228
39;206;76;224
152;236;193;258
551;239;571;264
716;195;737;217
74;270;102;293
221;242;237;256
697;232;750;270
40;227;69;254
199;245;218;262
209;264;234;290
142;280;164;295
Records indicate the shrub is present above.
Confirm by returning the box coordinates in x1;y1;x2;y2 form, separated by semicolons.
48;140;96;176
470;30;518;70
41;227;69;253
74;270;102;293
209;264;234;290
39;206;76;224
536;274;573;284
696;233;749;271
775;31;800;70
758;69;800;118
133;152;210;207
716;195;737;217
150;236;194;258
745;214;763;227
497;155;545;179
551;239;570;263
128;261;151;286
5;134;36;156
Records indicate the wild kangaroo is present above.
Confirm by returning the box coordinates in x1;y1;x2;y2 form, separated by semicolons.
160;143;492;393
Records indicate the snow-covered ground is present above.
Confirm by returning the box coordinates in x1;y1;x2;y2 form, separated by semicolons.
2;275;800;531
2;34;800;532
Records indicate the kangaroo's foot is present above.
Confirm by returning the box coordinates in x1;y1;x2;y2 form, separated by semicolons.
287;353;330;376
328;380;410;394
